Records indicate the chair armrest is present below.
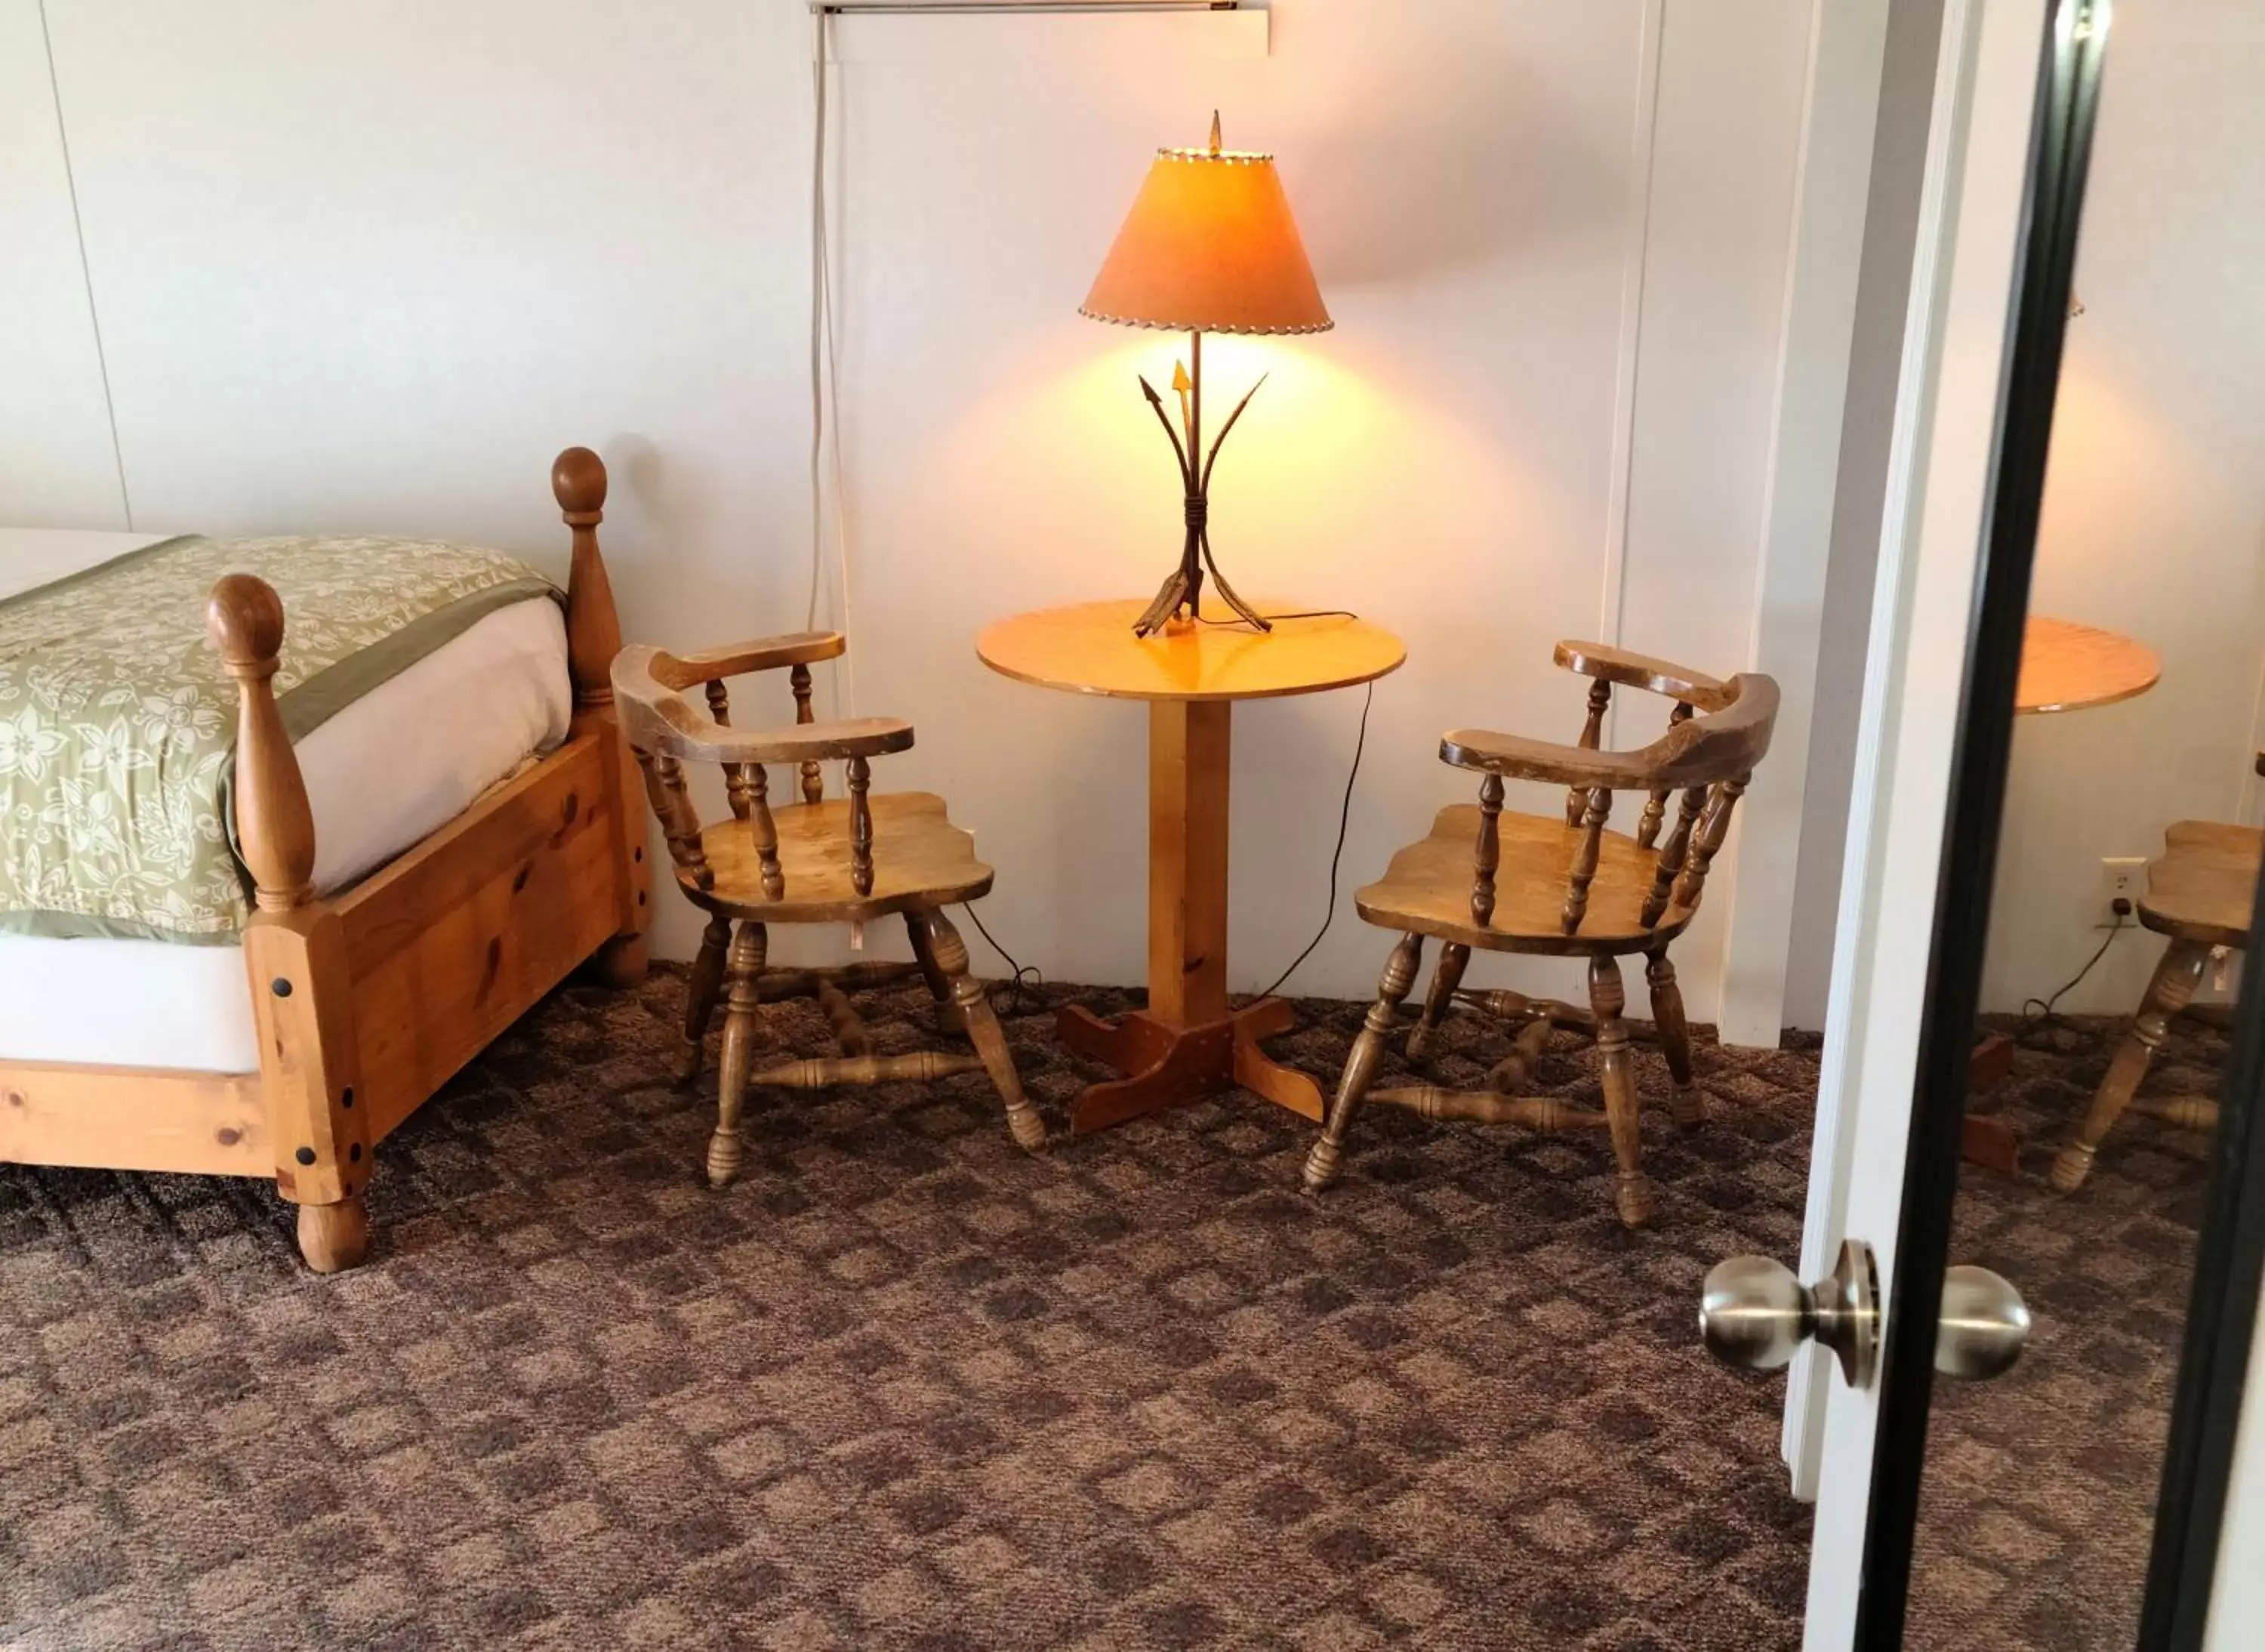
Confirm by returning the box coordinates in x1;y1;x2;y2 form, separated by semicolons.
661;712;914;766
1440;728;1655;790
649;631;847;690
1553;640;1733;710
615;644;914;763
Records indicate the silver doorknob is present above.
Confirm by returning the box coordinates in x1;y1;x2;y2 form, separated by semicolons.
1700;1238;1878;1388
1936;1265;2029;1380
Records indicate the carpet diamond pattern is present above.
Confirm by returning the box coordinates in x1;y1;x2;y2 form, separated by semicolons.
0;967;2205;1650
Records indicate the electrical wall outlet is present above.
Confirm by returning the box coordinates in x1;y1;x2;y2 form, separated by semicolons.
2098;855;2146;926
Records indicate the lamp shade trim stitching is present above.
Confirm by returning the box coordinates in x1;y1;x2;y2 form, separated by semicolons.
1076;305;1335;337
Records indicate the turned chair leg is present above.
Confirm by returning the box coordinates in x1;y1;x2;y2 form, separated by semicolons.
709;922;767;1188
923;909;1044;1150
676;915;732;1086
1305;933;1424;1193
2053;939;2209;1192
1406;942;1470;1062
907;910;969;1037
1592;955;1654;1228
1646;951;1705;1129
295;1194;371;1274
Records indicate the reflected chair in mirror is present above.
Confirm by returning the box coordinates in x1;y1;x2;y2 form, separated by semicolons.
2051;766;2263;1191
1301;643;1780;1227
612;633;1043;1185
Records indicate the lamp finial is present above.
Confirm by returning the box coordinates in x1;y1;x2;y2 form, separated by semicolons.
1209;110;1222;158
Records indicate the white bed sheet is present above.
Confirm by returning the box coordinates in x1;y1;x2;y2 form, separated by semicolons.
0;592;571;1072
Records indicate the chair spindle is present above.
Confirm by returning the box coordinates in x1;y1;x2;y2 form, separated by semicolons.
1471;773;1505;926
1567;679;1612;825
636;753;713;890
1641;784;1710;927
1562;787;1610;933
847;755;874;897
1635;703;1693;849
707;680;759;823
815;978;871;1056
1669;775;1748;911
1367;1086;1608;1131
748;760;784;899
750;1051;987;1090
790;663;824;804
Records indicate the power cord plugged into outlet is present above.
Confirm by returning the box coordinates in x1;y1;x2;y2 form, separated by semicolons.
2014;903;2131;1046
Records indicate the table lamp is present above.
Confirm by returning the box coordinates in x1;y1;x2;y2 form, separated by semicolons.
1082;114;1332;636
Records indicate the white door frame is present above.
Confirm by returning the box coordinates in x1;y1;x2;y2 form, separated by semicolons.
1783;0;2057;1641
1712;0;1891;1049
1779;0;1998;1503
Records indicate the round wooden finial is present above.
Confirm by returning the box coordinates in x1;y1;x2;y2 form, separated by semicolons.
553;446;608;520
207;573;285;671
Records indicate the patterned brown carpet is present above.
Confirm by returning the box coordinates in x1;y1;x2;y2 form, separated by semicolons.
0;965;2211;1650
1905;1009;2219;1652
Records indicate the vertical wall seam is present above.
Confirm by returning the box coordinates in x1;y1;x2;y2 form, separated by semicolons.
39;0;131;530
1598;0;1666;748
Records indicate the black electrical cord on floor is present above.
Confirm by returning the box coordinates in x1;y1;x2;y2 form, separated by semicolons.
962;901;1044;1016
2013;904;2129;1045
1256;678;1373;1002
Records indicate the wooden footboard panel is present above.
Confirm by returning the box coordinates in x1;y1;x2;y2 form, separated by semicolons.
337;731;625;1142
0;1064;268;1176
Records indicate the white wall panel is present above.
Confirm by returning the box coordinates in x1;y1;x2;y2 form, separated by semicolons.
0;0;122;528
37;0;1817;1012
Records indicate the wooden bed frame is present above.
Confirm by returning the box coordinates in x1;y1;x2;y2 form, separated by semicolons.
0;448;651;1271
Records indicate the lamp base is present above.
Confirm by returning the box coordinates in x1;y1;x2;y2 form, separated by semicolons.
1130;522;1271;639
1127;331;1273;639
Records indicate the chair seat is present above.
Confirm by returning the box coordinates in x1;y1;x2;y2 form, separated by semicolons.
2139;820;2262;948
1355;804;1687;955
685;792;994;922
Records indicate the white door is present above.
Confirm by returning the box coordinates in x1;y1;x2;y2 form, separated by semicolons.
1705;0;2067;1645
1795;6;2048;1643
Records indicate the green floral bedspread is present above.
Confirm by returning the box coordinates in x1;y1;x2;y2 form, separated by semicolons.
0;535;557;942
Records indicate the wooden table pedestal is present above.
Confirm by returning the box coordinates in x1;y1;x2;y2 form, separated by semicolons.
1055;700;1325;1133
974;602;1406;1135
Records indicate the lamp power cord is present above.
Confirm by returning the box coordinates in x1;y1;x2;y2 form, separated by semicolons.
2012;898;2130;1046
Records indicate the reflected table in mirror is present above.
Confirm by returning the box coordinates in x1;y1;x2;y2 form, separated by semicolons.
1965;616;2165;1173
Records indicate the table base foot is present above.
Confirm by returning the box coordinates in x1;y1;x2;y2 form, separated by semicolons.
1961;1033;2020;1175
1059;997;1325;1135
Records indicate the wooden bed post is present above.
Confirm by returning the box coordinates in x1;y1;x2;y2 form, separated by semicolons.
554;446;652;986
209;575;372;1273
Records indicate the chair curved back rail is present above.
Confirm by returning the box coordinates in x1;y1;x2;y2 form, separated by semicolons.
611;639;914;902
1441;643;1780;938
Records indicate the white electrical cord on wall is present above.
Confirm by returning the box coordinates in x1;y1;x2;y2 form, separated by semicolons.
809;5;857;720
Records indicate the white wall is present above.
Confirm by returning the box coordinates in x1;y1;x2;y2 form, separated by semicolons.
8;0;1822;1016
1979;0;2265;1015
2208;1270;2265;1648
0;0;121;527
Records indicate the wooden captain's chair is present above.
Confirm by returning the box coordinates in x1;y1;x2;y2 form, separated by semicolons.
1302;642;1780;1228
2050;755;2265;1191
612;635;1042;1184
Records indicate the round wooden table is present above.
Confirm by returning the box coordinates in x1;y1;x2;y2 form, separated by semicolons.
1965;615;2163;1173
977;599;1406;1134
2016;615;2162;714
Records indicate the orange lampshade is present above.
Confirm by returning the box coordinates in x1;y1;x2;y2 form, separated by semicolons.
1081;128;1331;337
